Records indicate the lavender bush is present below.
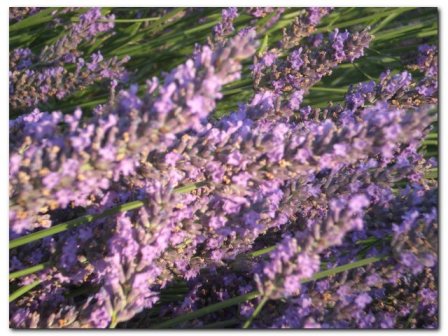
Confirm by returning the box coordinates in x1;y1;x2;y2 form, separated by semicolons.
9;7;438;329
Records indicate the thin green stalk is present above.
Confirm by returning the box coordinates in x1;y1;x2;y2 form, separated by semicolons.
9;200;144;250
309;87;348;93
151;291;259;329
9;280;42;303
242;295;269;328
9;262;50;280
109;311;118;329
71;17;161;23
175;181;207;193
9;181;206;249
248;246;276;258
425;168;438;179
302;255;387;282
106;8;192;54
10;238;193;282
282;9;304;20
151;255;387;328
113;18;220;57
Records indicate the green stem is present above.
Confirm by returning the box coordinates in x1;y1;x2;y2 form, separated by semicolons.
151;255;387;328
8;235;379;292
9;181;206;250
248;246;276;258
151;291;259;329
242;295;269;329
310;87;348;93
355;235;392;245
9;262;50;280
71;17;161;23
302;255;387;282
109;311;118;328
9;200;144;250
9;280;42;303
174;181;207;193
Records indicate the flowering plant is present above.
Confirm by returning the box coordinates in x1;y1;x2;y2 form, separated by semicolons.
9;7;438;329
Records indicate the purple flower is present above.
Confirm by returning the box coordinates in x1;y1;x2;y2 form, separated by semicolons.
213;7;238;40
355;293;372;308
289;90;304;110
227;150;244;166
330;29;350;62
290;48;304;70
349;194;370;213
89;304;111;328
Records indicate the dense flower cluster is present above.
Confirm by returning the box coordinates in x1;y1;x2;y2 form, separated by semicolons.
281;7;333;49
9;7;41;22
9;8;129;113
252;22;372;112
9;7;438;329
213;7;238;41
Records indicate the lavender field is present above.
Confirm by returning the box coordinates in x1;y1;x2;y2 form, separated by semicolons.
9;7;438;329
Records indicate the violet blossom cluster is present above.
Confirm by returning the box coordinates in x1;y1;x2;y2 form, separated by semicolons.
10;7;438;329
9;7;41;23
247;7;276;18
244;178;438;328
295;43;438;128
252;25;372;113
344;46;438;112
281;7;333;50
213;7;238;42
9;8;129;113
10;29;258;327
10;29;257;235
